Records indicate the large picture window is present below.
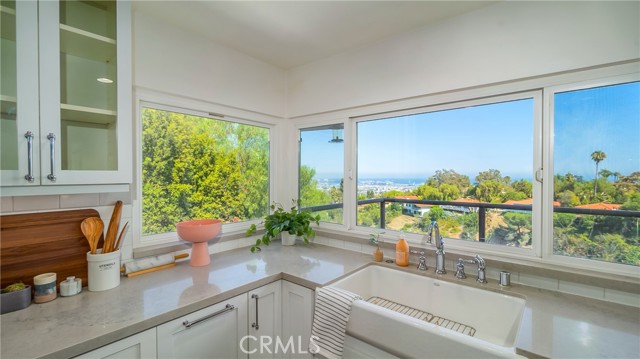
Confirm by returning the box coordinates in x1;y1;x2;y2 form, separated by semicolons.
552;81;640;266
356;96;537;248
141;106;270;237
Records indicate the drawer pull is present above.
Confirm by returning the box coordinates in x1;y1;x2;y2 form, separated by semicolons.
251;294;259;330
182;304;235;329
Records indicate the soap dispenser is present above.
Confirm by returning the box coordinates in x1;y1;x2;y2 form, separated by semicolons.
395;237;409;266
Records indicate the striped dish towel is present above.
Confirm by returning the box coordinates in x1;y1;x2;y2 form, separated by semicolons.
310;286;363;359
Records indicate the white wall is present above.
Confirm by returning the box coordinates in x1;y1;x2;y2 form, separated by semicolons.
287;1;640;118
133;11;287;118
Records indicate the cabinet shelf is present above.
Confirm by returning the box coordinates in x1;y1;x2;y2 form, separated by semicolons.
61;103;116;125
60;24;116;63
1;95;17;120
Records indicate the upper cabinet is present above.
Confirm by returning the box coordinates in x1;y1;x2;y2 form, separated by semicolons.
1;0;131;194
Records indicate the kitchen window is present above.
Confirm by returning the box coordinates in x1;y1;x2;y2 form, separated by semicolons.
297;67;639;273
355;93;540;251
139;105;270;240
549;80;640;267
298;124;344;224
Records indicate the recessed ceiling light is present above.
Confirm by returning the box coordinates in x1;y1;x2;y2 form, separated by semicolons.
97;78;113;84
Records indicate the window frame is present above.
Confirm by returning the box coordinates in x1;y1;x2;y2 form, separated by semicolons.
296;62;640;277
543;72;640;275
350;90;544;259
134;92;277;249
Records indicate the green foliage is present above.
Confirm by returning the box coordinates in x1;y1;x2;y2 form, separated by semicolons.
428;206;446;221
142;109;269;235
427;169;471;195
246;201;321;252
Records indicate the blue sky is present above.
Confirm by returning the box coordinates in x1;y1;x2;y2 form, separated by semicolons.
554;81;639;179
300;81;639;182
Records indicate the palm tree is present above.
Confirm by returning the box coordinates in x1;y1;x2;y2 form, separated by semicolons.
591;150;607;195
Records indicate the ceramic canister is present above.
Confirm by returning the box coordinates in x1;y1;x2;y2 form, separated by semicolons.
87;249;120;291
33;273;57;303
60;276;82;297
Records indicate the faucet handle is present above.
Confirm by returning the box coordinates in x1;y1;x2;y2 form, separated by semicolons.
455;258;466;279
410;249;428;271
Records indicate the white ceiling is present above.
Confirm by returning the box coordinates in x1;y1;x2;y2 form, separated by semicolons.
133;1;498;69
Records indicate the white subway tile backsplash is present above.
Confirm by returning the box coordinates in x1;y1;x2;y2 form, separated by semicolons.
12;195;60;212
0;196;13;213
559;281;605;300
605;289;640;307
60;194;99;208
99;192;132;205
518;273;559;291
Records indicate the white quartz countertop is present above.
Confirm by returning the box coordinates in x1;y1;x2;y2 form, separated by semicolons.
1;243;639;359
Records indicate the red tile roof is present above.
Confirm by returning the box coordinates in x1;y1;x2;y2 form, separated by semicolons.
504;198;561;206
575;203;622;210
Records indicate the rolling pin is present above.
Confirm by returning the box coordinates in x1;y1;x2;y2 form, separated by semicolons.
121;253;188;275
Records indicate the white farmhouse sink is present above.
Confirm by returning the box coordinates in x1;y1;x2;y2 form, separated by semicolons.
328;265;526;358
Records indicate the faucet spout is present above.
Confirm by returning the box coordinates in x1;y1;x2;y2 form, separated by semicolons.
428;220;446;274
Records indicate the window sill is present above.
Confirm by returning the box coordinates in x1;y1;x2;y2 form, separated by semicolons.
133;227;258;259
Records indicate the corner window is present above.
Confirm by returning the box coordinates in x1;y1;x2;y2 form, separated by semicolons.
298;124;344;224
552;81;640;266
141;106;270;237
356;95;538;249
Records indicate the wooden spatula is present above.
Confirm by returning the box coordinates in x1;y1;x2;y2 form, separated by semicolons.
104;200;123;253
81;217;104;255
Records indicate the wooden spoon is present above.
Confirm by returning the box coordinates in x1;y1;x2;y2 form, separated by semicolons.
104;200;123;253
81;217;104;255
113;221;129;252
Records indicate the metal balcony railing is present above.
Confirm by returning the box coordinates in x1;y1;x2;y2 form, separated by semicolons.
301;198;640;242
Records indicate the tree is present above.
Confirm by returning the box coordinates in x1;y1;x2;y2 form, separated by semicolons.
427;169;471;195
591;150;607;195
428;205;445;221
599;169;613;181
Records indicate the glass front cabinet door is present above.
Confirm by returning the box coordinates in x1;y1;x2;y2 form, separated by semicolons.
0;0;131;190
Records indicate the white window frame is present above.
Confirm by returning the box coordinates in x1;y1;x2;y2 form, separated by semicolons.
133;90;277;248
350;91;543;259
543;72;640;277
294;61;639;277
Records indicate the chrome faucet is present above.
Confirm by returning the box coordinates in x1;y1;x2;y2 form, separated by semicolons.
427;221;446;274
464;255;487;283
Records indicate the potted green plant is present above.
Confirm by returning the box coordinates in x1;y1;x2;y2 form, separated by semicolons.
246;200;320;252
1;282;32;314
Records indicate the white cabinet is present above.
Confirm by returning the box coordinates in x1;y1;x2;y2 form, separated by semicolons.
77;280;315;359
281;281;315;359
0;0;131;193
156;294;248;359
75;328;157;359
247;281;282;358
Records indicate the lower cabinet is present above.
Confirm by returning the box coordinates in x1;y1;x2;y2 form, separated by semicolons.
75;328;157;359
281;281;315;359
157;294;248;358
247;281;282;358
77;280;315;359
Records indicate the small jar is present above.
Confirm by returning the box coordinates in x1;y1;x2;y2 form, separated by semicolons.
33;273;57;303
60;276;82;297
373;247;383;262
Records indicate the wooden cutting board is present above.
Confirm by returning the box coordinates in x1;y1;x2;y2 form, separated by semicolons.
1;209;104;288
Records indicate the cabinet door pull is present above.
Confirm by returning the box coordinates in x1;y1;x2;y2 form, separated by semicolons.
251;294;259;330
46;133;56;182
182;304;235;329
24;131;34;182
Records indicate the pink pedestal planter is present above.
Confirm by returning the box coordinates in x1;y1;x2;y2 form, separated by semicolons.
176;219;222;267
